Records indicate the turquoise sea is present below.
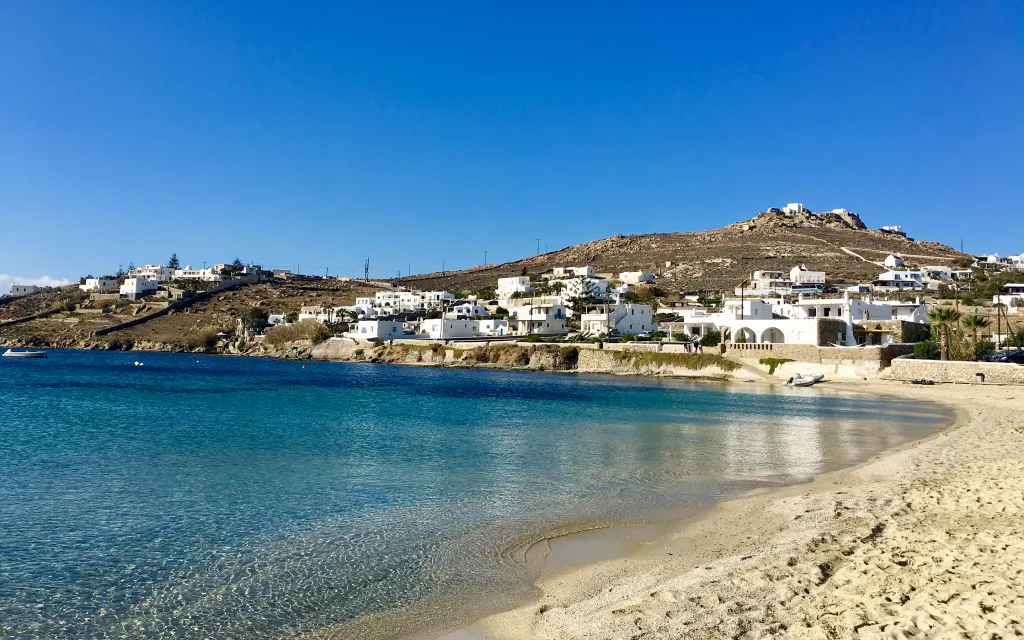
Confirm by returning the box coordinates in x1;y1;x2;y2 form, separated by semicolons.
0;350;949;639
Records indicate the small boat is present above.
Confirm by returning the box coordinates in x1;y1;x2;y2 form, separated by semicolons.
2;348;47;359
786;372;824;387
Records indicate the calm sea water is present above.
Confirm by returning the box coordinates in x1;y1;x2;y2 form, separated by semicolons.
0;350;948;639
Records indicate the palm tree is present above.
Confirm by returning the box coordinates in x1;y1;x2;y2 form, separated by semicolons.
927;306;962;361
961;313;990;344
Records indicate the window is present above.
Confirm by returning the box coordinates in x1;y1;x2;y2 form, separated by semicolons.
808;308;817;318
824;307;831;317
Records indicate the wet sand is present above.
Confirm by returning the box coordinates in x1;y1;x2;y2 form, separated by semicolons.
439;380;1024;639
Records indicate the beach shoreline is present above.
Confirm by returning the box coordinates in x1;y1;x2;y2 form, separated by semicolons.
424;379;1022;639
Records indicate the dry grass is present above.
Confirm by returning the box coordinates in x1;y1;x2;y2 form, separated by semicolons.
265;319;331;345
615;350;741;371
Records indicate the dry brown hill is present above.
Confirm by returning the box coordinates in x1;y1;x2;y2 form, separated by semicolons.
396;211;966;295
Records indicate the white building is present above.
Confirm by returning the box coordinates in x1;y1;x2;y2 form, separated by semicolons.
551;276;610;301
128;264;176;283
884;254;904;268
666;294;929;348
174;266;223;282
447;300;488;318
344;320;411;341
421;318;509;339
120;277;158;299
789;265;826;285
552;266;596;278
874;270;926;291
738;270;792;296
267;314;289;326
994;284;1024;308
772;295;927;324
580;303;656;336
9;283;43;297
497;276;533;298
80;278;119;293
618;271;655;285
782;203;806;214
507;302;568;335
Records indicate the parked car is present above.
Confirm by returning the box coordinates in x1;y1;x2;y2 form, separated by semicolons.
983;349;1024;364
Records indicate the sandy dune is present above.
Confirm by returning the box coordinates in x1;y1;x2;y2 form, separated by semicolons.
463;381;1024;639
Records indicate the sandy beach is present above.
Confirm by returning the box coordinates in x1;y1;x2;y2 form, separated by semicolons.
439;380;1023;639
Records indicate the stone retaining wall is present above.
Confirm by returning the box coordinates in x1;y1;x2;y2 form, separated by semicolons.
889;356;1024;385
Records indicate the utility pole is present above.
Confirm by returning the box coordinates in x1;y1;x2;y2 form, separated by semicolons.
442;259;445;276
408;263;411;278
484;250;487;265
536;239;540;255
364;257;370;281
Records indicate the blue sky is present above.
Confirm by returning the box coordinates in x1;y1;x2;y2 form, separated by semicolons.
1;1;1022;287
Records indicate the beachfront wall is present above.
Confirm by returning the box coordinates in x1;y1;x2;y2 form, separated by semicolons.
725;343;915;379
889;357;1024;385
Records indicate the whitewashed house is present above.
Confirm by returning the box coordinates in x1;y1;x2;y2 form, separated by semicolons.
128;264;177;282
790;265;826;285
9;283;44;297
552;276;610;300
120;277;158;299
553;266;596;278
507;303;568;335
737;270;792;296
994;284;1024;308
884;254;904;268
497;276;533;298
421;318;509;339
80;278;119;293
344;320;410;341
618;271;655;285
874;270;925;292
447;300;488;318
771;295;928;324
580;303;656;336
174;266;223;282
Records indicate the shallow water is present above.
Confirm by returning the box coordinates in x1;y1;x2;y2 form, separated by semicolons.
0;350;949;639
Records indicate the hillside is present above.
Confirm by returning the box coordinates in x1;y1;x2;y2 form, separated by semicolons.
396;211;966;294
0;279;380;350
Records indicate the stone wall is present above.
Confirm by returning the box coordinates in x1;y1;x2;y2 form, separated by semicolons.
889;356;1024;385
724;343;915;379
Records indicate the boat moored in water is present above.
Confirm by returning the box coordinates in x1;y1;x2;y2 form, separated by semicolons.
2;348;48;358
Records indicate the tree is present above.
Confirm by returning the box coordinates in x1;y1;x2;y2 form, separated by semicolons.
567;276;598;315
241;307;269;333
168;253;180;269
699;328;721;348
127;262;136;272
926;306;962;361
960;314;990;347
232;257;244;267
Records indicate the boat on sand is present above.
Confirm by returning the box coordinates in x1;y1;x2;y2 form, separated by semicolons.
786;372;824;387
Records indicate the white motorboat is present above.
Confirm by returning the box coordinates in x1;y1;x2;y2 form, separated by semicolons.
2;348;48;358
786;372;824;387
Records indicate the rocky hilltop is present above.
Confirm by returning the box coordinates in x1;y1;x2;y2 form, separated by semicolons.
399;211;964;294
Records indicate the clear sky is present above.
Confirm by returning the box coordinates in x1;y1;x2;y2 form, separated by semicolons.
1;1;1022;288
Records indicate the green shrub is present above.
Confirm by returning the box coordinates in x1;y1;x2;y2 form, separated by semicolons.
354;348;364;357
613;351;740;372
184;327;221;352
975;340;996;360
699;329;721;348
758;357;794;374
265;319;331;345
914;340;940;360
